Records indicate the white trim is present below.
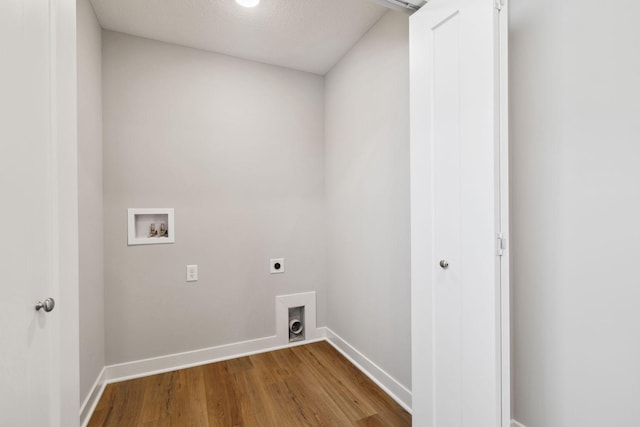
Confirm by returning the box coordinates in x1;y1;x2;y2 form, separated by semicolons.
107;336;294;383
511;420;527;427
103;329;327;384
324;328;412;413
79;368;107;427
367;0;415;13
127;208;175;245
53;0;80;424
498;1;511;426
275;292;319;345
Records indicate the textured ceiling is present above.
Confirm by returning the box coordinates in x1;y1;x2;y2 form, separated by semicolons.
89;0;390;75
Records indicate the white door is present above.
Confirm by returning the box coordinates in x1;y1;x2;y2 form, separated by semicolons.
0;0;79;426
410;0;509;426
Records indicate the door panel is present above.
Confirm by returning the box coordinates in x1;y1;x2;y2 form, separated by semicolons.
410;0;509;426
432;9;463;425
0;0;79;425
0;0;54;424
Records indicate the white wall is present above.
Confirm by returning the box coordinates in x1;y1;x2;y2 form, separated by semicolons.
325;12;411;389
77;0;105;403
511;0;640;425
102;32;326;364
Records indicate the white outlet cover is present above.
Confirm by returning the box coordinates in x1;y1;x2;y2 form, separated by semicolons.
270;258;284;274
186;264;198;282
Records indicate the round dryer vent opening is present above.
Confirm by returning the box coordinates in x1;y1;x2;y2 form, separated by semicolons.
289;319;303;335
288;305;305;342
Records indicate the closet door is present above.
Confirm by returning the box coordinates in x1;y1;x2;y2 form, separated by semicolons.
409;0;509;426
0;0;79;425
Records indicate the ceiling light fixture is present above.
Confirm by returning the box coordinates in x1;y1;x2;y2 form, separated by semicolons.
235;0;260;7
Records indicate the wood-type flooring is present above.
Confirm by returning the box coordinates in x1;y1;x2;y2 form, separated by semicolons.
88;341;411;426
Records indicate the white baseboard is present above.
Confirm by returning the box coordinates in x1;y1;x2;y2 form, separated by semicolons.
82;327;413;424
511;420;527;427
79;367;107;427
324;328;412;413
103;332;326;383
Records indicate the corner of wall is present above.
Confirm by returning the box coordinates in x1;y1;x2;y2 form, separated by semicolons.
79;368;107;427
77;0;106;409
324;9;412;394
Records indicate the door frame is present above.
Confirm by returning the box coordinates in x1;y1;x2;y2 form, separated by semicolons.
497;1;510;424
51;0;80;424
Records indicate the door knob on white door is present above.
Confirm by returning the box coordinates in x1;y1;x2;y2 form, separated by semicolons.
439;260;449;269
35;298;55;312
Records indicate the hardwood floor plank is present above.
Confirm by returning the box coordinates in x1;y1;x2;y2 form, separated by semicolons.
86;383;116;426
88;342;411;427
355;414;389;427
138;371;174;424
171;367;209;427
226;356;253;373
236;370;272;426
89;377;146;427
246;351;283;386
279;374;354;426
203;362;243;427
268;380;316;426
291;343;378;421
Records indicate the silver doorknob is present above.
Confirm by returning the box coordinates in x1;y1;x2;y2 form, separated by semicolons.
35;298;55;312
439;260;449;269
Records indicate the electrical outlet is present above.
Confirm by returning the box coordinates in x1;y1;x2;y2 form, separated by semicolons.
186;264;198;282
270;258;284;274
